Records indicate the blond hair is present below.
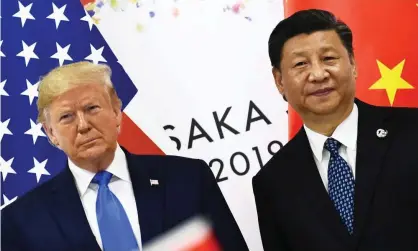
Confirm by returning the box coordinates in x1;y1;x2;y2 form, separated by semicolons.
37;61;121;123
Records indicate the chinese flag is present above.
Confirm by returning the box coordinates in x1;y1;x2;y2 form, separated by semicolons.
285;0;418;139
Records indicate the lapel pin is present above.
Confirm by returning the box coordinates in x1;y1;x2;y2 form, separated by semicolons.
150;179;159;186
376;129;388;138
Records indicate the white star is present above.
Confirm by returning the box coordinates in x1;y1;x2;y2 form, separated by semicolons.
85;44;107;64
81;9;95;31
21;79;39;105
0;118;13;142
28;157;50;183
12;1;35;27
0;40;5;57
0;195;18;210
0;157;17;182
24;119;46;144
0;80;9;96
47;3;69;29
16;41;39;66
51;42;73;66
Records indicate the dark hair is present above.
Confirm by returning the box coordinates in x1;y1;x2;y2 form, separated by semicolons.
268;9;354;69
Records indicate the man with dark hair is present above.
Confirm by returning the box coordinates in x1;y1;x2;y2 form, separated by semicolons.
253;9;418;251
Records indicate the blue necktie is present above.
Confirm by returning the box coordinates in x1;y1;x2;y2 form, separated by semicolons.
92;171;140;251
324;138;355;235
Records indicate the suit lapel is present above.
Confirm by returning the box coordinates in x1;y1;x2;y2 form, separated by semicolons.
290;130;354;246
47;168;100;251
124;151;165;245
353;100;393;244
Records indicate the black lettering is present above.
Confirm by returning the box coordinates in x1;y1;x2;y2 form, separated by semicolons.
230;152;250;176
268;140;283;155
246;100;272;131
163;125;181;150
213;107;240;139
252;146;263;168
209;158;228;182
188;118;214;149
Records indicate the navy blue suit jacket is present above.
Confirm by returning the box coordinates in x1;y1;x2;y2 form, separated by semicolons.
1;149;248;251
253;100;418;251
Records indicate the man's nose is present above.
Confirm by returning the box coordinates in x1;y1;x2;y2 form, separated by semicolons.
308;61;330;83
76;112;91;133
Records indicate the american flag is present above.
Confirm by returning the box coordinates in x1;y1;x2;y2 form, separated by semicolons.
0;0;139;209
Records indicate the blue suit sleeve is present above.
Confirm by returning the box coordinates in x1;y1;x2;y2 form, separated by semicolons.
1;207;26;251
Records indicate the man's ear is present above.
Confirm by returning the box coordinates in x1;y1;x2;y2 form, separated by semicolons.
272;67;287;101
43;123;59;147
353;62;358;79
115;107;122;128
111;94;122;128
350;56;358;79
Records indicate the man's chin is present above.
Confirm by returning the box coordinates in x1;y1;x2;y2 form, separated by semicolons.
305;95;341;113
308;102;341;116
78;145;109;161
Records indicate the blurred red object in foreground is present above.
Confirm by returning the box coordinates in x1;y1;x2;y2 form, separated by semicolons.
143;216;222;251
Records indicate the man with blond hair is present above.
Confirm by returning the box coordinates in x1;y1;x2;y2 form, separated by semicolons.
1;61;248;251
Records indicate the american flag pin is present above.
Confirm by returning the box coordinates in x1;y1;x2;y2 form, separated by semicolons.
150;179;159;186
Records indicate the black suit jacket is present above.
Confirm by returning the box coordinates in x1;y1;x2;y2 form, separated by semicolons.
253;99;418;251
2;149;249;251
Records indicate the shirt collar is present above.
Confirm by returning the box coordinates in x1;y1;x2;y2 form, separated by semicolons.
304;103;358;162
68;144;131;197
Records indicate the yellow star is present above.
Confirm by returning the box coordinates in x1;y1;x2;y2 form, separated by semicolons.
369;59;414;105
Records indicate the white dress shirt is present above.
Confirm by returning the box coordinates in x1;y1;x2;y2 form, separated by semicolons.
68;144;142;250
304;104;358;191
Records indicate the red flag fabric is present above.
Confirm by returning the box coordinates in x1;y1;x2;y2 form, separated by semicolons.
285;0;418;139
118;114;164;155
